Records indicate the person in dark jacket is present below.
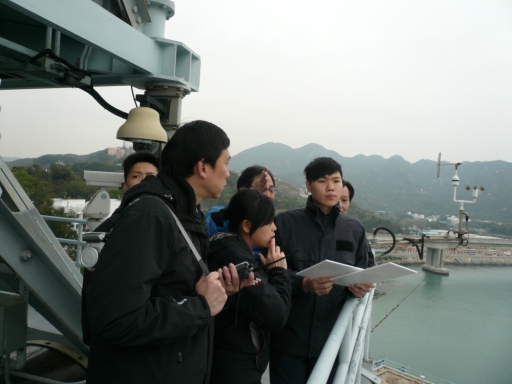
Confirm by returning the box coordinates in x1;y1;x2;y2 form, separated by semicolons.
81;152;160;346
120;151;160;191
207;189;292;384
269;157;375;384
205;165;276;237
83;120;245;384
339;179;354;215
341;180;376;268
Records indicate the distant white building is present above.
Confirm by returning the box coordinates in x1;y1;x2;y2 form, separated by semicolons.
107;147;126;158
52;198;87;213
446;215;459;225
53;198;122;218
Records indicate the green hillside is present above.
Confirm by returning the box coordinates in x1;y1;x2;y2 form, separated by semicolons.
8;144;511;229
6;149;121;169
230;143;512;224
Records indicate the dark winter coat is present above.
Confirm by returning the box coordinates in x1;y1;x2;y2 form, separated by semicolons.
271;196;368;357
83;173;213;384
207;233;292;384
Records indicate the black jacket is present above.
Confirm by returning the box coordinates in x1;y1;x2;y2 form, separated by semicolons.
83;173;213;384
207;233;292;383
271;197;368;357
81;206;122;346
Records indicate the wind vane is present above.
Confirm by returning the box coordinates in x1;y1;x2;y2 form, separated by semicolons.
437;153;484;239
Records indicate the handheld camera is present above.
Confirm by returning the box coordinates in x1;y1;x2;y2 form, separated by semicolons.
233;249;300;280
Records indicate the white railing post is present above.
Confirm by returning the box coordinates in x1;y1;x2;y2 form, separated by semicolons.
307;298;358;384
308;289;375;384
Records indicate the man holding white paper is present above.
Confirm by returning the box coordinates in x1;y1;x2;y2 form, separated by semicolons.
269;157;374;384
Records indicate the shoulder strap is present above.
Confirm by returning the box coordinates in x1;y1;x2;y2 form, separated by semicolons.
135;195;210;275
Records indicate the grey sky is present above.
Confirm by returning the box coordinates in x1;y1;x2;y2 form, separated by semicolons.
1;0;511;163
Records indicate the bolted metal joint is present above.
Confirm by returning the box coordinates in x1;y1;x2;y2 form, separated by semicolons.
18;250;32;261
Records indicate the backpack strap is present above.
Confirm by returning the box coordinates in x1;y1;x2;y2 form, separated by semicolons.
135;195;210;275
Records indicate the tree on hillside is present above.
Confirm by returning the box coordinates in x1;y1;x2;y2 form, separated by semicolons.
51;163;76;183
349;203;402;234
65;180;93;199
12;165;79;247
70;161;122;175
12;165;53;207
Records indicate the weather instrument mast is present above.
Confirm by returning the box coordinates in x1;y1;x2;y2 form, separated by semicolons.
437;153;484;240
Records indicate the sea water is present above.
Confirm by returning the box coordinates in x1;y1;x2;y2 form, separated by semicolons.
370;265;512;384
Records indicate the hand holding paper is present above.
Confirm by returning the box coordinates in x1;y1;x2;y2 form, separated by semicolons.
297;260;416;288
303;276;334;296
348;283;376;298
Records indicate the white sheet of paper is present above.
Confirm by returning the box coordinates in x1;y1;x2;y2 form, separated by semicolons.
297;260;363;279
330;262;417;286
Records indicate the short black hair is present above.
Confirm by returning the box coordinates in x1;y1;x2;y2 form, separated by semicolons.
225;189;275;235
304;157;343;182
236;165;275;191
343;180;355;202
122;152;161;181
161;120;230;178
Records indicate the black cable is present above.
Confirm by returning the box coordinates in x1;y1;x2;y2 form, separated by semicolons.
252;255;287;273
30;49;92;76
403;237;425;260
131;86;138;108
453;215;470;249
373;227;396;258
372;274;429;332
0;19;45;29
79;86;129;119
465;215;470;246
30;48;129;119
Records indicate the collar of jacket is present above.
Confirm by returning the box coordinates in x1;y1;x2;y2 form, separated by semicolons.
119;173;205;233
209;232;252;255
305;195;340;229
157;173;205;231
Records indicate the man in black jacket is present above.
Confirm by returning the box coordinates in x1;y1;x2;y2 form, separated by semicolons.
120;151;160;191
81;152;160;346
341;180;376;268
84;120;240;384
269;157;374;384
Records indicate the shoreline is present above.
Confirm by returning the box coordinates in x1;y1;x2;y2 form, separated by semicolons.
377;252;512;266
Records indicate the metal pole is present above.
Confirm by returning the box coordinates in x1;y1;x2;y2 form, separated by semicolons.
307;298;358;384
364;302;372;360
54;30;61;56
345;290;374;384
76;222;83;263
45;26;52;49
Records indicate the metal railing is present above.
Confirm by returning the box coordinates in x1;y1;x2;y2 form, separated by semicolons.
373;359;455;384
41;215;87;268
307;289;375;384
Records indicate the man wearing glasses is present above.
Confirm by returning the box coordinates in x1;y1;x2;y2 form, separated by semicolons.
205;165;276;237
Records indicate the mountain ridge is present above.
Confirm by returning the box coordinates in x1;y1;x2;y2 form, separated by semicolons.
5;145;510;223
229;143;512;223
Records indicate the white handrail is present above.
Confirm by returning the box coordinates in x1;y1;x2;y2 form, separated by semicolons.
307;289;374;384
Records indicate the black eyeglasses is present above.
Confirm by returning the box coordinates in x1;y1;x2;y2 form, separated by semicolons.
251;186;277;195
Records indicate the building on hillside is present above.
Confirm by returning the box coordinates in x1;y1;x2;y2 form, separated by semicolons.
446;215;459;225
107;147;126;158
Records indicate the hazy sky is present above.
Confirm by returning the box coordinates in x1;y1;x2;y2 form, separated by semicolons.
1;0;511;163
